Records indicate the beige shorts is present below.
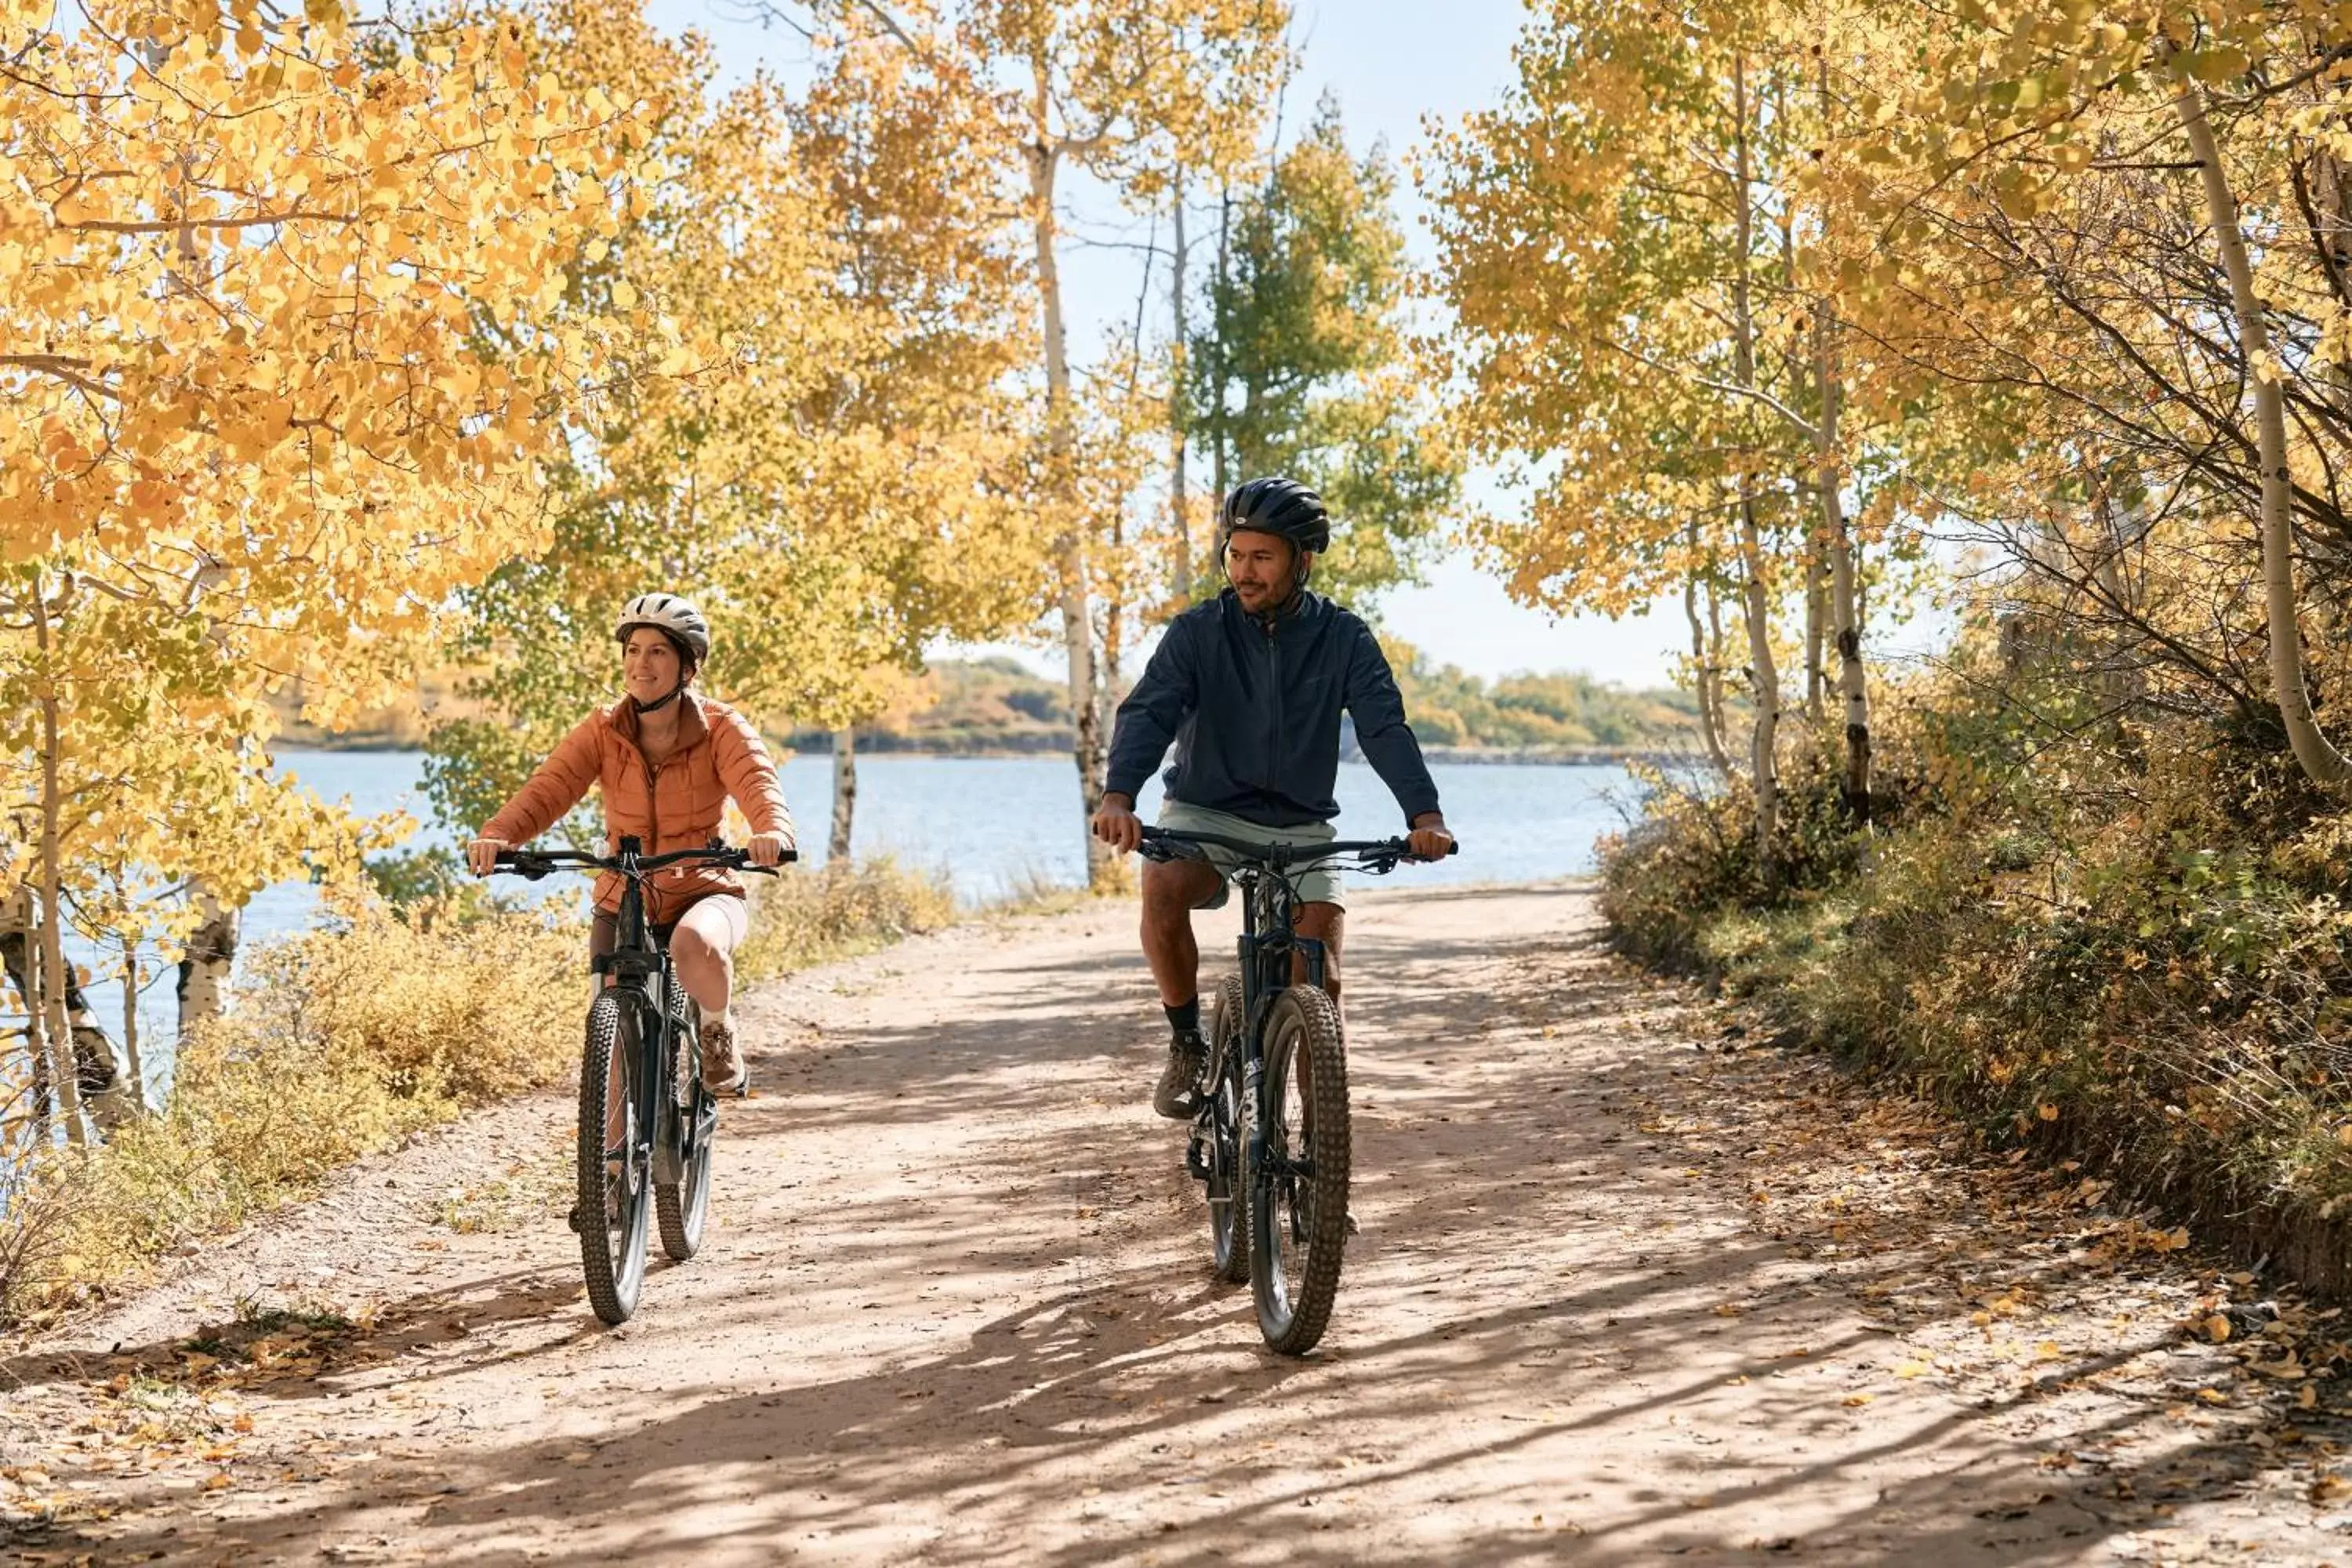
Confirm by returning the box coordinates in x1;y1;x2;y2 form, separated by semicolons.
589;892;748;964
1156;800;1345;910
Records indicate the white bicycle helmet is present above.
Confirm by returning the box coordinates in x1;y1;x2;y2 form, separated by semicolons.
614;592;710;662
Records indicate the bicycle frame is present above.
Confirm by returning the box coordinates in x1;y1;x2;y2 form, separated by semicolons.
1225;860;1322;1177
1142;824;1452;1352
592;840;690;1184
1144;826;1441;1164
497;835;790;1191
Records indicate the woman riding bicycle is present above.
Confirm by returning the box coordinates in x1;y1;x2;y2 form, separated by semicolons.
464;593;793;1094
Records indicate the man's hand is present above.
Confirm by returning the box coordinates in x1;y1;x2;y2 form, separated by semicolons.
1092;793;1143;855
1406;813;1455;862
746;831;791;869
466;836;511;877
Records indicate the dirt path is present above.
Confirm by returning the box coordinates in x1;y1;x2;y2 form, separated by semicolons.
8;884;2352;1565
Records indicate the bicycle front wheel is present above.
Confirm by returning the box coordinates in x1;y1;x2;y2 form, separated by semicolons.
1205;974;1249;1284
579;991;653;1324
1250;983;1350;1356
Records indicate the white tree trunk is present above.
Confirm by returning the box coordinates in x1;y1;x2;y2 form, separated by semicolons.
1802;534;1828;726
1683;523;1735;777
829;727;858;866
1817;300;1873;822
2175;70;2352;786
0;886;52;1138
118;935;145;1113
1171;175;1194;601
1731;56;1780;875
176;886;239;1036
32;587;89;1146
1025;101;1115;887
1737;483;1782;872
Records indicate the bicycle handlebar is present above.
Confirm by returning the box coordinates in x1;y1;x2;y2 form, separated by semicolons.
1135;825;1458;873
490;844;797;880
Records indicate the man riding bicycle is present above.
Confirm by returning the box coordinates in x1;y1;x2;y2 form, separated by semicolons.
465;593;793;1094
1091;477;1454;1118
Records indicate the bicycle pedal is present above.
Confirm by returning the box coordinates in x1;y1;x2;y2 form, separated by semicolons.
1184;1134;1214;1182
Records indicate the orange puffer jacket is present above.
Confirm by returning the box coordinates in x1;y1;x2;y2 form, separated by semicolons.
481;692;795;925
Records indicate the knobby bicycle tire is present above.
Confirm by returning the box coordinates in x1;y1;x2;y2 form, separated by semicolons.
1250;983;1350;1356
579;991;652;1325
656;983;713;1261
1206;974;1249;1283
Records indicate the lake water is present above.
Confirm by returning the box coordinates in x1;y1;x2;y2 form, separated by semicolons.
78;750;1645;1083
265;748;1639;909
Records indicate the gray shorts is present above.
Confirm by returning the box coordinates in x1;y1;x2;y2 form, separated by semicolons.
1156;800;1345;910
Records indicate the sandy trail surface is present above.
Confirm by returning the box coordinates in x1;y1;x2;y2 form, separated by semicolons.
8;884;2352;1565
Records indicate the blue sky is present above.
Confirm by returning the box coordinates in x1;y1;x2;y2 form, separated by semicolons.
639;0;1692;687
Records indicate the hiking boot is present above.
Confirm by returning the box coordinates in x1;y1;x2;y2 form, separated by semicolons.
700;1013;747;1096
1153;1029;1207;1120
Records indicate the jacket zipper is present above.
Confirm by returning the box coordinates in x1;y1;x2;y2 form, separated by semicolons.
644;756;662;854
1263;611;1282;788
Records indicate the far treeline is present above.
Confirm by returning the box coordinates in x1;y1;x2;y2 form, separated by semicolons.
1424;0;2352;1293
275;655;1707;759
776;656;1706;758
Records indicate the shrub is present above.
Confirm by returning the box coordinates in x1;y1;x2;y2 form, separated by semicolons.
735;857;956;983
9;899;579;1319
1603;648;2352;1295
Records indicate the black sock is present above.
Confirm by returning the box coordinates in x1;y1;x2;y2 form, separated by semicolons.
1163;998;1200;1039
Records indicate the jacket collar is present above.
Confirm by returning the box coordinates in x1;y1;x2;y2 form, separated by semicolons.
1220;586;1323;629
609;688;711;757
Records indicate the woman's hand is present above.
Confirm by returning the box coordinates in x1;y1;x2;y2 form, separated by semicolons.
746;831;791;869
466;837;511;877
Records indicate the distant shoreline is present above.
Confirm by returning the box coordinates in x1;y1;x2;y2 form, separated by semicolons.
274;728;1677;768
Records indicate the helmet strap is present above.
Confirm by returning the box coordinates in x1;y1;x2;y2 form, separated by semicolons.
630;683;684;715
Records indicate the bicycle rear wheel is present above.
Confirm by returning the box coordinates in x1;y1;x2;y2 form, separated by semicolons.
1250;983;1350;1356
579;991;653;1324
1205;975;1249;1283
657;994;715;1261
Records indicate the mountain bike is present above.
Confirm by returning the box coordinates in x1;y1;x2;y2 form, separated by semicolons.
1138;826;1454;1356
492;838;790;1325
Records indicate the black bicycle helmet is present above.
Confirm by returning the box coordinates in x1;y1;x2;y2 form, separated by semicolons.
1218;476;1331;555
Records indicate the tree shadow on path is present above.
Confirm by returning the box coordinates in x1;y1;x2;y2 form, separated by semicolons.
24;886;2352;1565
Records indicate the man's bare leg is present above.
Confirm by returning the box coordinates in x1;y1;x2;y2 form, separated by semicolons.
1293;901;1345;1013
1141;857;1223;1004
1142;857;1223;1116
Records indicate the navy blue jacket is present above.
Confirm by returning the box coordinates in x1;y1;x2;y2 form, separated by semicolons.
1105;590;1443;829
